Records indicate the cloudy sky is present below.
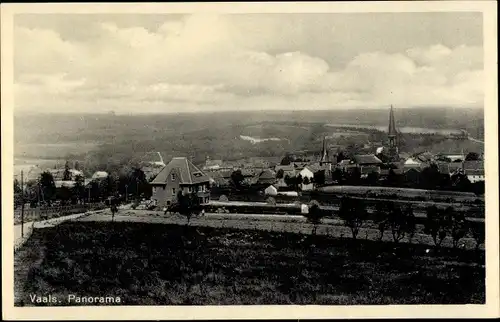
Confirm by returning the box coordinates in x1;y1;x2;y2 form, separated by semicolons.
14;12;483;114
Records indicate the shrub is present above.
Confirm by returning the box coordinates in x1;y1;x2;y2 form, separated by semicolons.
470;223;485;251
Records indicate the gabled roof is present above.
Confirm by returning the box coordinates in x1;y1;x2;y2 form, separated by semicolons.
275;165;295;172
352;154;383;165
259;169;276;180
150;157;210;185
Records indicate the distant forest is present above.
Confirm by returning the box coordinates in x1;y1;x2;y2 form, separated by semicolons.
14;107;484;174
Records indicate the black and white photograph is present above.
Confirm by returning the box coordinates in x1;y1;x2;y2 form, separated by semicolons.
2;1;498;320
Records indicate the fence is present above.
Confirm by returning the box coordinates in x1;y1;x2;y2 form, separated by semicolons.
14;202;107;225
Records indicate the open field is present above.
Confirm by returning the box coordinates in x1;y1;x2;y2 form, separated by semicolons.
16;221;484;306
78;210;484;249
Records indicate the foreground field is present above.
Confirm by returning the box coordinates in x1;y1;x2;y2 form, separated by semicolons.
17;221;484;306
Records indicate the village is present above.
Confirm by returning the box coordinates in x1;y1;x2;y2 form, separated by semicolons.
14;106;485;220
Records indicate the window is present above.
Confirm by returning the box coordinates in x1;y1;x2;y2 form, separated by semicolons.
172;188;176;195
171;173;176;181
198;185;203;192
188;186;192;193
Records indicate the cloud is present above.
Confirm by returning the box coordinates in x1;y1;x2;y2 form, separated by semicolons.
13;14;484;113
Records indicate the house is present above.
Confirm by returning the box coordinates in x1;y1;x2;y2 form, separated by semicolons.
298;166;315;191
150;157;211;208
264;185;278;196
202;157;224;171
207;171;230;187
91;171;109;180
360;165;381;179
437;163;463;177
49;168;84;181
275;165;296;178
463;161;485;183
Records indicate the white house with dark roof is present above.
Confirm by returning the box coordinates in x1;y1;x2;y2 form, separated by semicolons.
150;157;211;208
463;161;485;183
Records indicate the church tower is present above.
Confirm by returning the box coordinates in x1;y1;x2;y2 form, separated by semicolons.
387;105;399;160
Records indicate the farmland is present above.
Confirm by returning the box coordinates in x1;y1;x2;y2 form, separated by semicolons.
16;221;484;306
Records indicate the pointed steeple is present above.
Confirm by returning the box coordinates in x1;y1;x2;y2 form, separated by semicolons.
388;105;397;138
320;136;328;163
387;105;399;161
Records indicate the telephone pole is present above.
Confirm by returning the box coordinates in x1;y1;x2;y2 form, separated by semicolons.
21;170;24;238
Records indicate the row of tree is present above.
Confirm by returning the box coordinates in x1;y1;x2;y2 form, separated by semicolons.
14;167;151;208
303;197;484;250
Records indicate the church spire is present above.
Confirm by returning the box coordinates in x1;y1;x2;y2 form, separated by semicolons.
387;105;399;161
388;104;397;138
320;136;328;163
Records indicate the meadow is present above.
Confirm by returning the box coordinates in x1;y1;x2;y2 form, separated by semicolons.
16;221;485;306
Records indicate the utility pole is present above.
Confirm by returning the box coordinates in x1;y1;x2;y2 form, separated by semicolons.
21;170;24;238
125;184;128;203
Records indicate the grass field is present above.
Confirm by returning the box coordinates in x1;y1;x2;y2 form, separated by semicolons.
16;221;484;306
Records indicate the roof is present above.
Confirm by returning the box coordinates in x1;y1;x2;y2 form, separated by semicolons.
466;170;485;176
49;169;84;180
305;163;323;173
259;169;276;180
352;154;383;165
275;165;295;172
150;157;210;185
92;171;109;179
463;161;484;171
338;159;352;166
54;180;76;188
360;166;381;174
415;152;434;163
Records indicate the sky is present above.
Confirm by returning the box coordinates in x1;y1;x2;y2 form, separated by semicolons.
13;12;484;114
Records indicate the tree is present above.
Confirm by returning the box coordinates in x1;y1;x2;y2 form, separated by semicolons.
295;174;303;191
63;160;72;181
313;170;326;186
110;202;118;222
366;171;379;186
336;150;348;163
404;204;417;244
58;186;72;205
174;191;202;226
74;161;80;171
73;175;85;203
424;205;449;248
14;179;22;194
39;171;56;206
346;167;361;185
386;202;416;244
451;172;472;192
420;164;441;190
465;152;480;161
338;196;368;240
373;202;389;241
280;155;293;165
276;169;285;179
470;222;485;251
303;202;324;235
284;174;293;187
331;168;343;183
447;209;468;249
230;170;245;189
